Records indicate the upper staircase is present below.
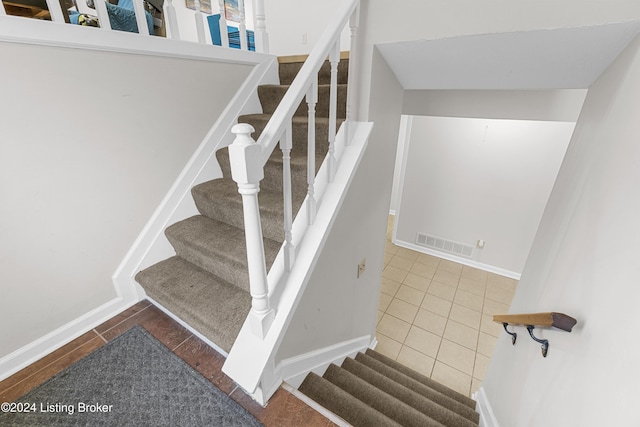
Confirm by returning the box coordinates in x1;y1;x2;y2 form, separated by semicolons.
135;57;348;353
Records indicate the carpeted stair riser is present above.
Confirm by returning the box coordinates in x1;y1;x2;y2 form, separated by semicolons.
340;358;477;427
191;179;306;243
164;215;281;293
134;257;250;353
354;353;479;423
278;59;349;86
216;147;324;197
299;373;402;427
258;84;348;118
322;364;443;427
364;349;476;410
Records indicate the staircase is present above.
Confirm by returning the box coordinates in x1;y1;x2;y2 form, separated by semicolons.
135;57;348;353
299;349;480;427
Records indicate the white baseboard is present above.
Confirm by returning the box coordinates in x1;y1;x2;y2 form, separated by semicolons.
475;387;500;427
0;296;138;382
280;334;371;389
282;382;351;427
392;238;521;280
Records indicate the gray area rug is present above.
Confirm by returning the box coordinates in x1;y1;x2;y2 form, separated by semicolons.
0;326;263;426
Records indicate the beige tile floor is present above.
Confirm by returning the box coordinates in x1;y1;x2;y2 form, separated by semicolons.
376;216;518;398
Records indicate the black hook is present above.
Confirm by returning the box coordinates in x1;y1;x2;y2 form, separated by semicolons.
502;322;517;345
527;325;549;357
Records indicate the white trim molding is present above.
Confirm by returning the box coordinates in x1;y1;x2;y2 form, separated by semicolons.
0;297;137;382
475;386;501;427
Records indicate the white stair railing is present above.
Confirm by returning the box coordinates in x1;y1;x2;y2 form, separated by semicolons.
228;0;360;339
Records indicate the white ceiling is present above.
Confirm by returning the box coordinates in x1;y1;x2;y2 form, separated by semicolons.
376;21;640;90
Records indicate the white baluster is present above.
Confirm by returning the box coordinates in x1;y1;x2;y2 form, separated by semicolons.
45;0;66;23
238;0;248;50
281;123;295;271
229;123;275;339
252;0;269;53
306;77;318;225
164;0;180;39
217;0;229;48
0;2;6;15
194;0;206;43
327;41;340;182
132;0;149;35
346;3;360;124
94;0;111;30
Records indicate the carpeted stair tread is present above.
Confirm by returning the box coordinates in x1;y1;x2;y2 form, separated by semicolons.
354;353;479;424
322;364;444;427
365;349;476;409
191;178;306;243
165;215;281;293
135;256;250;353
340;358;478;427
279;58;349;86
258;83;347;118
216;144;325;196
236;114;344;157
298;372;402;427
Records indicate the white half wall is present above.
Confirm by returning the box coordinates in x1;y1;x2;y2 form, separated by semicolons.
395;116;575;275
482;34;640;426
0;41;252;360
274;48;403;364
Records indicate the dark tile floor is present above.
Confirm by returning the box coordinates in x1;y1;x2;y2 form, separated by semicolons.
0;300;335;427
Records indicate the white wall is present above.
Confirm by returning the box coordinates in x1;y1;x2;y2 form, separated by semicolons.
403;90;587;122
483;34;640;426
395;116;575;275
0;41;252;359
263;0;351;56
354;1;640;122
275;48;403;361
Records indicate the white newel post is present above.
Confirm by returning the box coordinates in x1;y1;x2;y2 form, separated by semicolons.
252;0;269;53
306;77;318;225
238;0;248;50
327;41;340;182
229;124;275;338
194;0;206;43
217;0;230;47
164;0;180;39
94;0;112;30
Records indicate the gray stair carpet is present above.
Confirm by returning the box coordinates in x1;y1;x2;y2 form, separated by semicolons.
298;349;480;427
135;58;348;354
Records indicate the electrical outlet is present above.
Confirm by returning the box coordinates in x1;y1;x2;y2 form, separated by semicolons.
357;258;366;278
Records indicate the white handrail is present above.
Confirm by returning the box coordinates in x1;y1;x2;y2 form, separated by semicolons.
256;0;358;164
228;0;359;339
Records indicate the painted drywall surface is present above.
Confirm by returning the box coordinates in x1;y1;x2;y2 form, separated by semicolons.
275;49;402;361
395;117;574;275
0;42;252;358
263;0;351;56
402;90;587;122
353;1;640;122
483;34;640;426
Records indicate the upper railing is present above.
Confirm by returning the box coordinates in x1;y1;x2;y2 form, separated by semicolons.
494;312;577;357
0;0;267;52
227;0;360;339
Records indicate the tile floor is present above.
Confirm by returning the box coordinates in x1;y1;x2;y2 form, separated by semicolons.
0;301;335;427
377;216;518;398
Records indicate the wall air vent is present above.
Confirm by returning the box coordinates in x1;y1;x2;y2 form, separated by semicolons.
416;233;474;259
